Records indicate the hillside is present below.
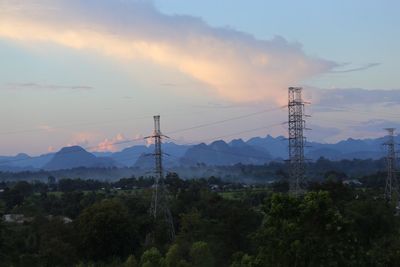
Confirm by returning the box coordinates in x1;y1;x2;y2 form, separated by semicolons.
44;146;117;170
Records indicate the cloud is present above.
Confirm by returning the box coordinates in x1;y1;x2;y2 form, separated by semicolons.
0;0;337;103
330;62;380;73
95;133;126;152
67;132;94;147
311;88;400;110
2;82;93;91
351;119;400;134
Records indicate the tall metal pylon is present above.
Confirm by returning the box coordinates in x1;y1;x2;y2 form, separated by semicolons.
148;115;175;241
288;87;307;195
384;128;399;202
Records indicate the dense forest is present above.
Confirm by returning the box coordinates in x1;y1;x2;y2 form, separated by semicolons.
0;172;399;267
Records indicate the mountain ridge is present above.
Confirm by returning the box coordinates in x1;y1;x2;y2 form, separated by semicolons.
0;135;396;171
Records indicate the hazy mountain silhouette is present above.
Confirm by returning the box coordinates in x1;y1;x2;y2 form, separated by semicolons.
109;145;149;167
43;146;117;170
0;152;54;170
181;139;271;166
0;135;397;171
246;135;287;159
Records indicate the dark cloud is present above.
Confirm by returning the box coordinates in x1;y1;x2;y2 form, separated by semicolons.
312;88;400;109
330;62;380;73
351;119;400;133
2;82;93;91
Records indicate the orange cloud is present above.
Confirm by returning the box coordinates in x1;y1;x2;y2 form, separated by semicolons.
95;133;126;152
67;132;95;147
0;0;337;103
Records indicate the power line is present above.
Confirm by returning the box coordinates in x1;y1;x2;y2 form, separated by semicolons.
106;122;286;166
0;115;153;136
0;105;284;136
165;106;286;135
170;122;285;146
0;108;285;166
166;122;285;161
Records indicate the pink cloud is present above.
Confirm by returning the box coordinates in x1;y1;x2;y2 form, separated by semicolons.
67;132;95;147
0;0;337;103
95;133;126;152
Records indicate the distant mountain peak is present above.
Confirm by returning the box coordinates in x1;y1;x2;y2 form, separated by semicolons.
44;145;116;170
15;153;30;159
58;146;86;153
230;138;246;147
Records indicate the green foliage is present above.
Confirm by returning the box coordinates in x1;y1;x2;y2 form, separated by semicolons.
230;252;257;267
189;241;214;267
124;255;138;267
1;176;400;267
140;247;164;267
254;191;361;266
0;200;5;214
165;244;184;267
76;199;135;261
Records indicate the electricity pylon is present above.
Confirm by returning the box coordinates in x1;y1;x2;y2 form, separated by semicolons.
384;128;399;202
147;115;175;241
288;87;308;195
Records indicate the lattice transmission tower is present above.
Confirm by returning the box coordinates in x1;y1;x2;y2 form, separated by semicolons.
288;87;308;195
384;128;399;202
147;115;175;241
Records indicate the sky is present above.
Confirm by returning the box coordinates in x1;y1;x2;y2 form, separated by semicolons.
0;0;399;155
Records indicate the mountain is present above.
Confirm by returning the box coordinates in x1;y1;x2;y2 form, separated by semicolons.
181;139;271;166
0;134;396;172
246;135;287;159
306;137;386;160
134;153;180;169
108;145;150;167
245;135;388;161
44;146;117;170
101;142;191;167
132;142;190;169
0;153;54;171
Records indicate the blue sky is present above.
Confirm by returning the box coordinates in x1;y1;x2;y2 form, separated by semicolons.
0;0;399;155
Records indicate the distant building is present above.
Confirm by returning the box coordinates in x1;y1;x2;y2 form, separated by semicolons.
46;215;73;224
210;184;220;191
3;214;33;224
3;214;72;224
343;179;362;186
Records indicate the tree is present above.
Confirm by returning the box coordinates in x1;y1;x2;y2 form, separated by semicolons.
165;243;182;267
13;181;34;196
140;247;164;267
76;199;135;261
0;200;5;214
230;252;258;267
189;241;214;267
39;237;77;267
165;243;191;267
124;255;138;267
254;192;360;267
